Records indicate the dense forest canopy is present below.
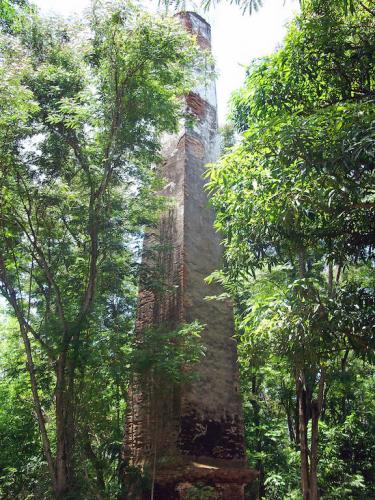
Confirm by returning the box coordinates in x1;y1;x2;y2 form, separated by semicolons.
0;1;203;497
0;0;374;498
207;0;375;498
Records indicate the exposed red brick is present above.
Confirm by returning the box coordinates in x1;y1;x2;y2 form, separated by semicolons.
176;12;212;50
122;12;256;500
186;92;207;120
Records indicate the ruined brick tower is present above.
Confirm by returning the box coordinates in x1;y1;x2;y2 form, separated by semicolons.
123;12;256;499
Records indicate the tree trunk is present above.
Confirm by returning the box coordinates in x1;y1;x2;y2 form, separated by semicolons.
55;355;75;499
55;326;82;499
20;324;57;491
310;403;319;500
340;349;349;422
284;397;297;444
297;372;310;500
310;368;325;500
0;270;57;492
251;375;265;499
295;397;300;445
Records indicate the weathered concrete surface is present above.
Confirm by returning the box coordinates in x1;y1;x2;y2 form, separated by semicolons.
123;11;256;499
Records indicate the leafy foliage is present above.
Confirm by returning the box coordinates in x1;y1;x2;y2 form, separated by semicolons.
207;2;375;498
0;1;204;496
0;316;49;498
0;0;31;33
161;0;263;15
131;321;206;383
184;482;216;499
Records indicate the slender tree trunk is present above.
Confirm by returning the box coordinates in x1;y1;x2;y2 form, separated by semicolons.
287;413;296;444
328;262;333;296
20;324;57;491
340;349;349;422
0;262;58;493
310;407;319;500
297;250;311;498
251;375;265;499
310;368;325;500
55;325;82;499
65;334;80;479
284;397;296;444
55;354;75;499
297;372;310;499
295;397;300;445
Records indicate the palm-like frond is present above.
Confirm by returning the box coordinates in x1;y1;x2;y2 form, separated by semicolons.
159;0;263;15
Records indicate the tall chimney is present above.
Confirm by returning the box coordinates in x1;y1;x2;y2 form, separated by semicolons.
123;12;256;499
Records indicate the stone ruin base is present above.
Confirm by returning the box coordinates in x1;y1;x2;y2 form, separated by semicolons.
153;462;258;500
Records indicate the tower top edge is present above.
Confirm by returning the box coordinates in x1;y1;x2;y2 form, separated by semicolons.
175;11;211;31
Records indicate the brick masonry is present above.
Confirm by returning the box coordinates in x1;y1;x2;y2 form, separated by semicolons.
123;12;257;499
